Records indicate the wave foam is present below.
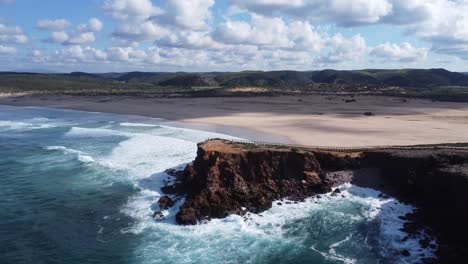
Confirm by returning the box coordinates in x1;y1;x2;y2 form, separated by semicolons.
122;183;436;264
0;120;54;130
45;146;95;164
120;122;159;127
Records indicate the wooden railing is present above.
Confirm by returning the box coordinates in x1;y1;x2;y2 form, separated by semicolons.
204;138;468;153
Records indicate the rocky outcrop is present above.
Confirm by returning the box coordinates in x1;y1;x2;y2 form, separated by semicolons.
160;139;468;262
360;150;468;263
171;140;334;225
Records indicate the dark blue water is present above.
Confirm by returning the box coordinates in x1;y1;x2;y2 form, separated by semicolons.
0;105;435;264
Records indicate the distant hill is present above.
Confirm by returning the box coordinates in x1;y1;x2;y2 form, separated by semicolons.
92;68;468;88
1;69;468;102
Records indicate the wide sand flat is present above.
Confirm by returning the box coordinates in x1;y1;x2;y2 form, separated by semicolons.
1;94;467;146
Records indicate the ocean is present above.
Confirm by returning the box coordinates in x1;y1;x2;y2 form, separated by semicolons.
0;105;435;264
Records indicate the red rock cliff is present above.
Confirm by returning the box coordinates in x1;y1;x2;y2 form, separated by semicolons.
174;140;332;225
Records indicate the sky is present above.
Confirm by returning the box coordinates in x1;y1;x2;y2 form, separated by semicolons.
0;0;468;73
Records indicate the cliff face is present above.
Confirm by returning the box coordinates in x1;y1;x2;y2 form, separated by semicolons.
173;140;333;225
361;150;468;262
160;140;468;262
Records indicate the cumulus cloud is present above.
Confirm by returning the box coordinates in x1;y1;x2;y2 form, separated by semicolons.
230;0;468;61
370;42;428;62
317;34;368;64
214;14;324;51
0;22;28;44
54;45;108;62
103;0;162;20
46;18;103;45
103;0;379;70
0;44;16;54
158;0;215;30
5;0;468;71
37;19;70;30
231;0;393;26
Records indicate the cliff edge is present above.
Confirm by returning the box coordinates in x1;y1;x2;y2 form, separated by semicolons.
172;140;337;225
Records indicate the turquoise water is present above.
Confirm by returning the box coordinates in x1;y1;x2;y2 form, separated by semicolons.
0;105;435;264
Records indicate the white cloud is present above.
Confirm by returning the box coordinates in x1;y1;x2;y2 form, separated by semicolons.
318;34;368;64
231;0;393;26
0;22;28;44
160;0;215;30
215;15;324;51
37;19;70;30
103;0;162;20
51;31;69;43
370;42;428;62
5;0;468;71
0;45;16;54
46;18;103;45
77;18;103;32
107;46;146;62
66;32;96;45
54;45;108;62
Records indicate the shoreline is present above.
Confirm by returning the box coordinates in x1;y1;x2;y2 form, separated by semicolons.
0;103;289;144
1;93;468;146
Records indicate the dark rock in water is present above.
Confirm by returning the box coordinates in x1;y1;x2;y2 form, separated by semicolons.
165;168;184;178
363;112;374;116
378;193;389;199
331;188;341;196
171;140;333;225
161;185;178;195
277;202;282;206
401;250;411;257
153;211;164;220
420;238;431;248
157;195;175;210
344;99;356;103
176;208;198;225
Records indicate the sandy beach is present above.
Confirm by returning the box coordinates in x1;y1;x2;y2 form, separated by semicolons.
1;94;468;147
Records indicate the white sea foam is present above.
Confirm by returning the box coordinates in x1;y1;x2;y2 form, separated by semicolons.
120;122;159;127
90;122;436;263
0;120;54;130
121;181;436;263
65;127;130;138
99;134;196;178
45;146;95;164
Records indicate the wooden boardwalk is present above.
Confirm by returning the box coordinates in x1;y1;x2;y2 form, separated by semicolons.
208;138;468;153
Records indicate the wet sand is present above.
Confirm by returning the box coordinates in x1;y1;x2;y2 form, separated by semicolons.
1;94;468;146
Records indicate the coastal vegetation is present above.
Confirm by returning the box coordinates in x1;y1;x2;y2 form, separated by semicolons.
2;69;468;101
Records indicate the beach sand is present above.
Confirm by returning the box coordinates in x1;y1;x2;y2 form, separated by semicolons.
1;94;468;146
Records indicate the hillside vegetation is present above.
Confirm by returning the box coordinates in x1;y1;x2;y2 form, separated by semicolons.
1;69;468;101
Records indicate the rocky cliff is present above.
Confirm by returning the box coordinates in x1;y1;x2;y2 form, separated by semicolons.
360;150;468;263
171;140;337;225
160;139;468;262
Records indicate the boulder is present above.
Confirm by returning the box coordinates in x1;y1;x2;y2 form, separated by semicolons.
157;195;175;210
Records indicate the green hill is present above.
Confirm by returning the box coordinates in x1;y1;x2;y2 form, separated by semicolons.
1;69;468;101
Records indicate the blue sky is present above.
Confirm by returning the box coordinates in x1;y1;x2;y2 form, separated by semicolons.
0;0;467;72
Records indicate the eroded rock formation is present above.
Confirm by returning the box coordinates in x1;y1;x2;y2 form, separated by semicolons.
160;139;468;262
172;140;335;225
